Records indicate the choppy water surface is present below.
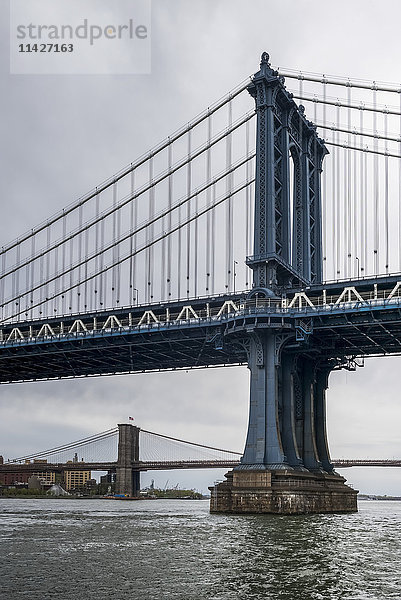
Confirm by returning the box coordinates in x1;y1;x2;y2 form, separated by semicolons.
0;498;400;599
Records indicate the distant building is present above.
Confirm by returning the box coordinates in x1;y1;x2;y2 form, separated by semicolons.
32;471;56;485
100;472;116;484
0;470;56;487
1;459;57;487
1;472;30;486
63;454;91;491
83;478;97;493
64;468;91;491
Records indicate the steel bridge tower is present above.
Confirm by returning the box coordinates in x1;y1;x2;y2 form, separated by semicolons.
210;54;357;514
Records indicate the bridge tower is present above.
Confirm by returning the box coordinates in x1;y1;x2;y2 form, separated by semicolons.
115;424;140;497
210;54;357;514
246;51;326;293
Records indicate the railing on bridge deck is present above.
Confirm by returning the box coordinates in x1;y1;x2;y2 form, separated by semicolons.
3;276;401;348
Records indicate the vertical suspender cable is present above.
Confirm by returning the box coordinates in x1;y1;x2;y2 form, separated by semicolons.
347;82;352;277
133;170;138;304
399;92;401;272
131;170;138;305
149;158;155;302
364;148;368;274
211;183;216;294
245;119;250;288
116;183;121;304
25;243;30;317
343;136;348;276
77;205;83;312
99;213;105;307
373;84;379;274
11;249;15;310
68;231;73;312
353;124;357;278
147;158;154;302
54;239;58;315
94;192;100;310
336;105;341;278
83;217;89;309
167;145;172;300
194;192;198;298
31;236;35;318
206;116;212;293
111;182;118;305
322;78;327;280
6;253;15;318
225;100;233;291
22;248;27;318
384;108;389;273
60;217;66;314
111;186;116;306
186;131;192;297
129;169;135;303
177;147;182;300
1;251;5;320
332;121;336;280
15;243;20;315
45;226;50;316
359;107;364;276
160;158;166;302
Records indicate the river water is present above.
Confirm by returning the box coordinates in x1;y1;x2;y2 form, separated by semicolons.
0;498;400;599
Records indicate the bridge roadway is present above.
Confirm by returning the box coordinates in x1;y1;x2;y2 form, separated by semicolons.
2;274;401;382
1;459;400;474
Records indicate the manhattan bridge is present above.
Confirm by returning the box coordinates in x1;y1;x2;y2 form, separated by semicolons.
2;53;401;513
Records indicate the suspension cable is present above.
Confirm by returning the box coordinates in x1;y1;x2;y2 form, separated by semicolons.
3;177;255;322
141;429;242;455
325;141;401;158
9;428;118;463
292;93;401;116
278;68;401;93
1;112;256;282
0;79;251;257
2;154;255;311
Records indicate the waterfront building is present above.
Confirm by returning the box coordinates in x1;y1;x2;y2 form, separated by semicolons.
63;468;91;491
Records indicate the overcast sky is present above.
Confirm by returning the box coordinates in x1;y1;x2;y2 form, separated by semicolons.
1;0;401;495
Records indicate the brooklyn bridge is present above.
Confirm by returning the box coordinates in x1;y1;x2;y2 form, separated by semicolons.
1;424;399;497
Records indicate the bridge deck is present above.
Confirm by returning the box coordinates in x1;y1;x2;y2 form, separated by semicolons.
1;459;400;474
2;276;401;382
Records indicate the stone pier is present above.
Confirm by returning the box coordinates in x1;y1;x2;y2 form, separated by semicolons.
209;332;358;515
210;470;357;515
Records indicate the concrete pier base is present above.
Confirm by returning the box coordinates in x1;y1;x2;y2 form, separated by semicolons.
210;470;358;514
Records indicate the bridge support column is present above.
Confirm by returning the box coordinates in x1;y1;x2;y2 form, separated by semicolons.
115;424;140;497
210;333;357;514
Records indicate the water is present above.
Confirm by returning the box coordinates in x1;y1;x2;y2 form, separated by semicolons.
0;498;400;599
